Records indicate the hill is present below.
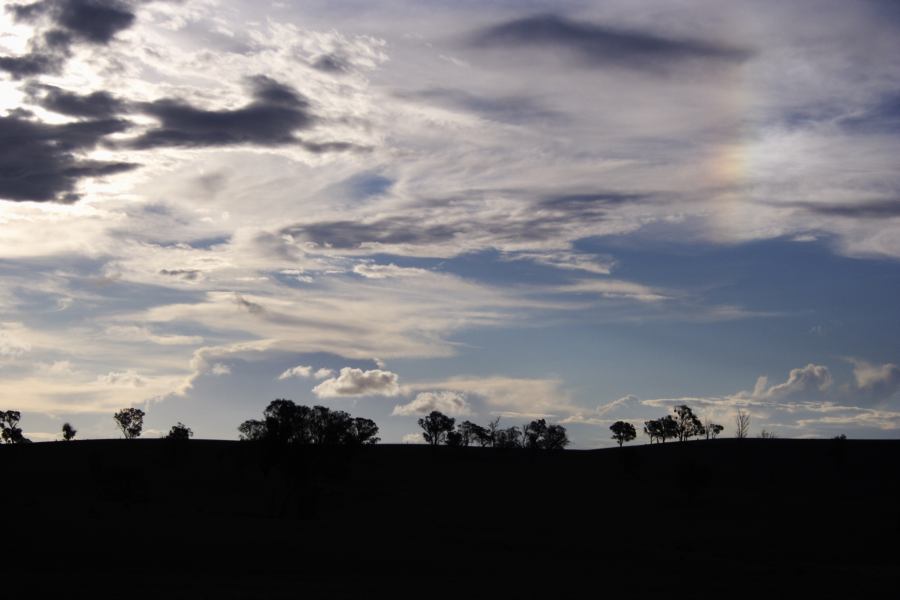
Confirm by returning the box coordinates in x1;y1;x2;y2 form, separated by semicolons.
2;439;899;596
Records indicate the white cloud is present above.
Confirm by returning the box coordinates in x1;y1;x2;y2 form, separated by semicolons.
312;367;401;398
353;263;429;279
104;325;203;346
314;367;334;379
278;365;313;380
210;363;231;376
97;370;147;388
850;359;900;400
402;432;424;444
392;390;472;416
755;364;832;399
0;322;31;358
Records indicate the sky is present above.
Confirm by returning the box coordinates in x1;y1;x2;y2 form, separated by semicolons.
1;0;899;447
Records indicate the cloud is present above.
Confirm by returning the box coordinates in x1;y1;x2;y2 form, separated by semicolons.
469;14;749;71
312;367;401;398
103;325;202;346
850;359;900;400
0;322;32;358
282;218;458;251
124;76;324;150
352;263;429;279
0;113;137;202
401;432;423;444
11;0;136;44
405;376;576;419
25;83;127;118
97;369;146;387
392;390;472;417
1;0;136;77
210;363;230;376
755;363;832;399
278;364;312;380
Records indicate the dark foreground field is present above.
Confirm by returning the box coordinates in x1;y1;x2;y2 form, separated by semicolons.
2;439;899;597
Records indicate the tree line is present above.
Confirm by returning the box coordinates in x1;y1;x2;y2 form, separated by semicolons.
608;404;732;447
1;402;839;446
417;411;570;449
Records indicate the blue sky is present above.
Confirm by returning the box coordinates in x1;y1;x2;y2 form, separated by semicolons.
1;0;899;446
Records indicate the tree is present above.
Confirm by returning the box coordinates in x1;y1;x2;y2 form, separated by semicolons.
521;419;569;450
113;408;145;439
349;417;380;445
759;429;777;439
0;410;29;444
238;400;380;445
238;419;267;441
494;426;523;448
644;415;679;444
418;411;456;446
673;405;705;441
610;421;637;447
166;422;193;440
735;409;751;439
704;421;724;440
61;422;76;441
458;421;486;447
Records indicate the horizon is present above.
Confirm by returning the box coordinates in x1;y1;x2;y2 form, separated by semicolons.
2;0;900;447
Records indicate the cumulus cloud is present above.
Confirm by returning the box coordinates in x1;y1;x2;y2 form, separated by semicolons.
312;367;401;398
850;359;900;400
401;432;423;444
392;390;472;416
97;369;146;387
278;364;313;380
754;364;833;399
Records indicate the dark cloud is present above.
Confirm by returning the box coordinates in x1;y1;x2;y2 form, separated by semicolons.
9;0;135;44
312;54;349;73
400;87;562;124
1;1;136;77
25;83;127;118
122;76;364;153
538;192;645;211
282;219;459;249
159;269;202;281
793;199;900;219
125;76;315;149
469;14;749;71
0;114;136;202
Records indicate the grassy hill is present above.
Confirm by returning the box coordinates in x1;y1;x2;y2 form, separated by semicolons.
2;439;899;596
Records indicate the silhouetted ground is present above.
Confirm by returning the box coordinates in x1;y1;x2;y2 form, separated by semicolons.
2;439;898;597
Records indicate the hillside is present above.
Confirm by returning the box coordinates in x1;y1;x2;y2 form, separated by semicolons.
2;439;899;596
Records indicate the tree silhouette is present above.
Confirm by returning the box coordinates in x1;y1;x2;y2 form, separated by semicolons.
0;410;29;444
418;411;456;446
113;408;145;439
735;409;751;439
704;421;724;440
610;421;637;447
238;400;379;445
167;422;193;440
61;422;76;441
459;421;487;447
673;405;705;441
238;419;267;441
494;426;523;448
643;415;678;443
520;419;569;449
